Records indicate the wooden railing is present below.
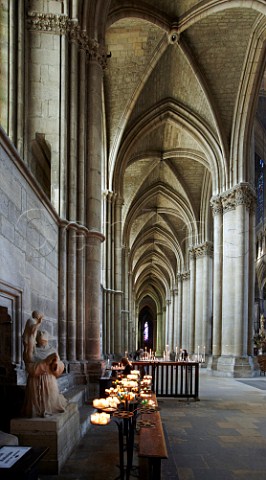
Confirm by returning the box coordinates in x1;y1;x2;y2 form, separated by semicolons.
132;361;199;400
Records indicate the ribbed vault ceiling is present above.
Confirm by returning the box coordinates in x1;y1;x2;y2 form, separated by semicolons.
102;0;265;309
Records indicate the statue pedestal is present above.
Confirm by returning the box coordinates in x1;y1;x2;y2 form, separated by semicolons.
10;402;80;474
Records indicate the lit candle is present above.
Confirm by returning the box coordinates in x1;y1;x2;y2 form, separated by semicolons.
91;412;110;425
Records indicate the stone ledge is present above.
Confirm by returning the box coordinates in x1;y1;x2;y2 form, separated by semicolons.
0;431;19;446
10;402;80;474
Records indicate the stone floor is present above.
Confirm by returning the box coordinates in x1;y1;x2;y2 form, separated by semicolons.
39;370;266;480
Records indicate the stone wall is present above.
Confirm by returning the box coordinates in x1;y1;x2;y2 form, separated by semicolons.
0;127;59;375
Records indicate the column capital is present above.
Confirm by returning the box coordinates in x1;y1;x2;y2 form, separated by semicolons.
210;195;222;216
59;220;105;242
27;11;69;33
194;242;213;258
27;12;108;68
221;183;256;213
103;190;114;202
114;194;124;207
181;271;190;280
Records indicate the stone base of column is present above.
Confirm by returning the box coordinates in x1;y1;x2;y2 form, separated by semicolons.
86;360;106;401
214;355;255;377
67;361;89;386
10;402;80;474
206;355;220;371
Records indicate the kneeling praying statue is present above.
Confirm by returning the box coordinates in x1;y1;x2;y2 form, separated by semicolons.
22;311;67;418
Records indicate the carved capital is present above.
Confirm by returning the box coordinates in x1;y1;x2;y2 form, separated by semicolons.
182;271;190;280
221;183;256;213
27;11;69;33
68;22;108;68
210;195;222;216
221;188;236;213
235;183;256;211
194;242;213;258
27;12;108;68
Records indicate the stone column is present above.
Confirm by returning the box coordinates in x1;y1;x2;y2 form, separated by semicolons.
104;191;113;355
172;287;178;351
220;190;239;356
67;227;77;361
58;225;67;361
78;48;86;225
202;243;213;356
156;309;164;355
193;243;213;357
85;233;104;361
85;41;107;363
123;246;129;353
218;183;256;375
4;0;25;150
68;39;78;220
114;196;123;355
210;196;223;358
128;271;134;353
188;249;196;353
194;246;204;352
248;202;256;355
176;274;183;350
234;185;255;356
76;232;85;361
181;272;190;349
166;299;172;348
59;31;68;218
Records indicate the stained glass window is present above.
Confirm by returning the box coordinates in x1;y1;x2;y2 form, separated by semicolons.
143;321;149;342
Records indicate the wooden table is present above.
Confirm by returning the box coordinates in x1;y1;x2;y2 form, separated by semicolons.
138;394;168;480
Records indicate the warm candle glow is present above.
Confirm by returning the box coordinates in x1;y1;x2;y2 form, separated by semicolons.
127;374;139;380
91;412;110;425
93;398;109;409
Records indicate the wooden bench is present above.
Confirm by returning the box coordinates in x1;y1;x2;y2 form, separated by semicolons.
138;394;168;480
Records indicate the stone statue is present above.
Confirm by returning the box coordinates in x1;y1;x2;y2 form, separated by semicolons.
260;314;265;335
22;311;67;418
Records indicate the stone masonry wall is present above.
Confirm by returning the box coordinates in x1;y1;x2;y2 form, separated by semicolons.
0;130;59;347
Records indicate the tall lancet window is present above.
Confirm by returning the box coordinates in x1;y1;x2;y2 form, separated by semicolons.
143;321;149;342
